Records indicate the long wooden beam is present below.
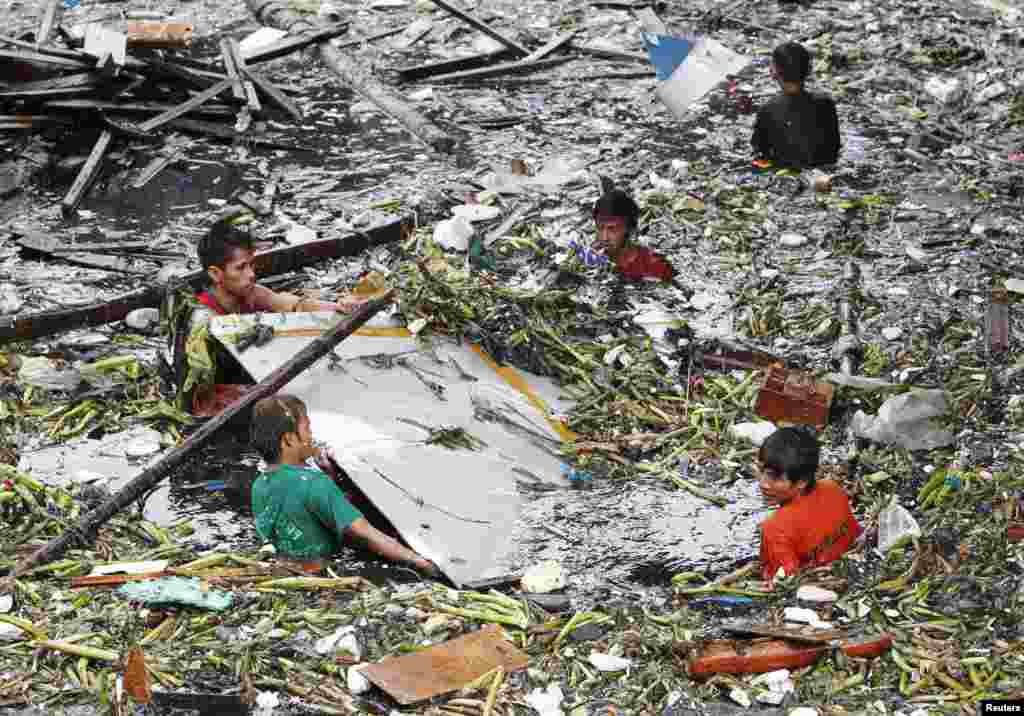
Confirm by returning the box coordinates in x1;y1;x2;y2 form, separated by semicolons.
60;129;113;216
247;0;454;153
137;78;234;133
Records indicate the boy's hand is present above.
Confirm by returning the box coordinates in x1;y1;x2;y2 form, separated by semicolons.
413;557;442;579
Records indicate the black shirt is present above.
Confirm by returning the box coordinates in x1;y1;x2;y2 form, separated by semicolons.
751;91;840;168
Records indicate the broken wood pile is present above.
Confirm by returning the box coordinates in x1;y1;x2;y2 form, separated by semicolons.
0;11;350;216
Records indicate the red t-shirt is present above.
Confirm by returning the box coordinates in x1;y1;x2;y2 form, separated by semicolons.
195;290;259;316
759;479;862;581
615;246;674;282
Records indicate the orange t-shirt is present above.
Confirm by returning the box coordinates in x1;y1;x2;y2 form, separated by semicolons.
759;479;861;581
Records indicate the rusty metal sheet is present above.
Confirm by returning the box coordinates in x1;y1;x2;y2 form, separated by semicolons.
361;624;529;704
754;367;833;428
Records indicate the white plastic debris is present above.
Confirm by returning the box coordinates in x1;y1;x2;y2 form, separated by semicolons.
526;683;564;716
881;326;903;341
451;204;502;222
904;243;930;264
923;76;964;105
239;27;288;59
18;356;83;392
521;560;566;593
657;37;749;118
729;421;777;447
433;216;475;251
797;585;839;603
588;652;632;672
0;593;12;613
851;389;954;451
779;233;809;248
285;223;317;245
790;709;819;716
0;284;23;315
254;690;280;716
689;291;717;311
346;664;371;694
125;307;160;332
84;23;127;65
975;81;1008;104
753;669;795;705
314;625;362;659
1006;278;1024;295
729;687;752;707
783;607;820;624
877;497;921;552
0;621;26;642
603;344;633;368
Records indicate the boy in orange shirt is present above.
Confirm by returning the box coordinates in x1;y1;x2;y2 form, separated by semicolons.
756;428;861;584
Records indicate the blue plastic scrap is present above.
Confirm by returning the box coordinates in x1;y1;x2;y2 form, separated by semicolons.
690;596;755;607
642;33;698;81
117;576;234;611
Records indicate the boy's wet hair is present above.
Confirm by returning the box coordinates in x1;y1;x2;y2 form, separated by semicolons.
197;218;254;272
251;412;297;464
772;41;812;84
592;188;640;234
759;426;819;493
253;394;308;424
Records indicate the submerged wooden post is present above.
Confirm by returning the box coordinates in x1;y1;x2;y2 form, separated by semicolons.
245;0;455;153
13;291;395;576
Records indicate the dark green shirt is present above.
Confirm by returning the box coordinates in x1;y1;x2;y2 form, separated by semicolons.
251;464;363;560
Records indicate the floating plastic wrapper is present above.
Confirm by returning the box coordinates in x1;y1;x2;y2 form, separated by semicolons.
117;576;233;611
877;498;921;553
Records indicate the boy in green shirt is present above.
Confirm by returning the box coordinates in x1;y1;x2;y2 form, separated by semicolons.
250;395;439;575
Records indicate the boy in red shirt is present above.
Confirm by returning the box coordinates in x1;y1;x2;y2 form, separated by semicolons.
756;427;861;584
591;189;674;282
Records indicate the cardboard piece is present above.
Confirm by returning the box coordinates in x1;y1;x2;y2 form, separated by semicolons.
655;36;748;118
361;624;529;704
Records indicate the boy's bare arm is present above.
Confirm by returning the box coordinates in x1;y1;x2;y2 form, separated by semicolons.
252;285;358;314
345;518;439;575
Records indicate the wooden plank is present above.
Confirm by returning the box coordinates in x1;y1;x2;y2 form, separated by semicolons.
0;217;411;343
426;0;530;57
570;42;649;64
396;49;511;82
0;33;88;61
633;6;667;33
71;571;171;588
43;99;235;117
131;154;179;189
242;68;301;120
0;48;89;69
0;72;106;99
61;129;113;216
430;56;570;84
36;0;62;49
219;38;247;101
362;624;529;705
17;231;148;273
523;30;575;61
137;78;234;133
243;20;351;64
227;38;263;113
0;114;72;129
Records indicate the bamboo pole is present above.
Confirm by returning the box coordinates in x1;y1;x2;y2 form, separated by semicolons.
246;0;454;153
13;291;395;576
